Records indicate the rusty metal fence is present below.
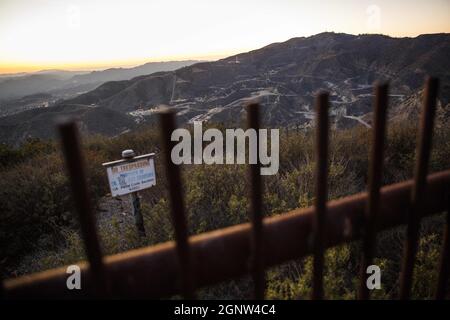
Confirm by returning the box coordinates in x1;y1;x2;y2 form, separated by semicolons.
2;77;449;300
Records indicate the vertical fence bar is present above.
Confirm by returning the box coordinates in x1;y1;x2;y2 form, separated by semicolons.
358;83;389;300
58;120;107;296
159;108;196;299
435;199;449;299
311;92;329;300
246;103;265;299
399;77;439;299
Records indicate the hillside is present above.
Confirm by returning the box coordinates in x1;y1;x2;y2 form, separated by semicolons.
1;121;449;299
68;32;450;126
1;32;449;144
0;104;136;145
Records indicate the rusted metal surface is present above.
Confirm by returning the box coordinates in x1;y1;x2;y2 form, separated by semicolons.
435;203;449;300
131;192;146;238
4;170;449;299
159;108;196;299
246;103;266;299
399;77;439;299
58;120;108;296
312;92;329;300
358;83;388;300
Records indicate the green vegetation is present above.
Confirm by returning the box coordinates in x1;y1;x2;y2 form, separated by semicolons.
0;121;449;299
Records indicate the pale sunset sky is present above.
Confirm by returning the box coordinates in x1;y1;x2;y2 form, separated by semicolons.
0;0;449;74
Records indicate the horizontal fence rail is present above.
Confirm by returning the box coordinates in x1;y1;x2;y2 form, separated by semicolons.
4;170;449;299
2;77;449;300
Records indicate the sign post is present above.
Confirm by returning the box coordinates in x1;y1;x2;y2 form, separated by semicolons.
102;149;156;238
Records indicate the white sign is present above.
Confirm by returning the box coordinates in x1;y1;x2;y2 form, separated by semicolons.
106;158;156;197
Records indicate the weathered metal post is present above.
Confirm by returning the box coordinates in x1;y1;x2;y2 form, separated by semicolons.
131;191;146;238
121;149;146;238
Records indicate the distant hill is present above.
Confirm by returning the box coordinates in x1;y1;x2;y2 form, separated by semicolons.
0;103;136;145
1;32;449;144
0;72;82;101
0;60;201;101
0;93;57;118
68;61;203;86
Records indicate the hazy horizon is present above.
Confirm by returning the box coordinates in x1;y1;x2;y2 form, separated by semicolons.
1;0;449;74
2;31;450;76
0;58;214;76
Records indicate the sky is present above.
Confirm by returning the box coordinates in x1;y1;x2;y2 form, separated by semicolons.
0;0;449;74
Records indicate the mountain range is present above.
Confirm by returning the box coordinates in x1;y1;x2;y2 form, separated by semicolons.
0;60;200;102
0;32;449;145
